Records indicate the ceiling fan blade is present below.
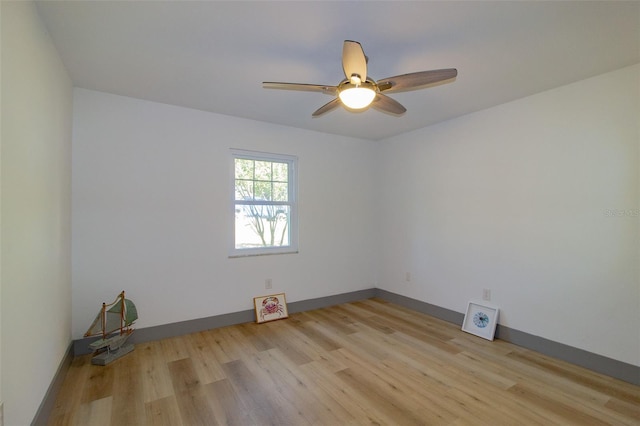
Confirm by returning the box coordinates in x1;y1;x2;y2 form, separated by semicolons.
342;40;367;81
371;93;407;115
312;98;341;117
263;82;337;95
377;68;458;93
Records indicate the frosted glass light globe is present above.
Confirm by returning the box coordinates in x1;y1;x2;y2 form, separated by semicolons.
338;86;376;110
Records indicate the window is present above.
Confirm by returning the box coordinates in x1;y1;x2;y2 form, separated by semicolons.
231;149;298;256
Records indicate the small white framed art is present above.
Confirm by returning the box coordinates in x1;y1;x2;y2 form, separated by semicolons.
462;302;499;341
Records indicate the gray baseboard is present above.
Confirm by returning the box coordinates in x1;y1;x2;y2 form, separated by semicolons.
289;288;376;314
31;343;74;426
374;289;639;386
374;289;465;325
73;288;376;356
494;324;639;386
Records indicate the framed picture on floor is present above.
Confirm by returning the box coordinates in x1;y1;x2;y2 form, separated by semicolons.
462;302;499;341
254;293;289;324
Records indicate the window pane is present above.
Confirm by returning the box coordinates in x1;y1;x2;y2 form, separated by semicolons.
254;181;272;201
254;161;272;181
235;204;290;249
272;162;288;182
272;182;288;202
235;159;254;180
235;179;253;200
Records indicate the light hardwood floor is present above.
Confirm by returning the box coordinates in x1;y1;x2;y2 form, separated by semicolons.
48;298;639;425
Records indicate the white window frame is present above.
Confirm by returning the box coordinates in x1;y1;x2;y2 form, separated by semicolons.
230;149;298;257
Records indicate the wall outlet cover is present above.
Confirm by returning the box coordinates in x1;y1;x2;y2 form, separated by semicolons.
482;289;491;301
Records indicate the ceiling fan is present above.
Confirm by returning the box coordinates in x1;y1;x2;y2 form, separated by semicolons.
263;40;457;117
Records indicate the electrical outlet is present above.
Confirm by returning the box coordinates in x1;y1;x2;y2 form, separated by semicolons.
405;272;411;282
482;288;491;301
265;278;272;290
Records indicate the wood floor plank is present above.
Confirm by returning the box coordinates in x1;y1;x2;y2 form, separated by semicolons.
451;350;519;389
259;320;315;365
173;386;219;426
237;322;277;352
135;341;175;404
303;308;359;336
220;324;261;358
274;318;345;363
355;300;463;352
168;357;201;393
454;335;635;409
333;348;461;424
604;397;640;422
47;355;92;425
80;359;114;404
183;332;227;385
159;335;191;363
507;382;612;425
144;395;183;426
298;360;397;425
337;325;394;362
267;347;360;424
73;396;112;426
221;358;299;425
508;349;640;404
285;313;343;352
49;299;640;425
362;298;462;341
201;326;240;364
335;367;427;425
250;348;346;425
333;303;396;334
110;349;145;426
205;379;256;426
168;356;219;426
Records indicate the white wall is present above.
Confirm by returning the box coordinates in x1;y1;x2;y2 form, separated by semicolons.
72;89;378;338
376;65;639;366
1;2;73;425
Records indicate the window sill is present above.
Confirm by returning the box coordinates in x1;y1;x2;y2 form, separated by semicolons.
229;250;299;259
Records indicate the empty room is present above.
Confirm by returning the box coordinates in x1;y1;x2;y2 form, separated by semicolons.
1;1;638;425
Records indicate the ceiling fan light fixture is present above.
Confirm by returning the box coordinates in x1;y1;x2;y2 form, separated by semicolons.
263;40;457;117
338;81;376;110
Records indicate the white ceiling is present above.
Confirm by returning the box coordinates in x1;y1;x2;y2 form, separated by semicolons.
36;1;639;141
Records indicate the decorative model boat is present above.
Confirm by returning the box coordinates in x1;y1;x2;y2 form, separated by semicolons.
84;291;138;365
